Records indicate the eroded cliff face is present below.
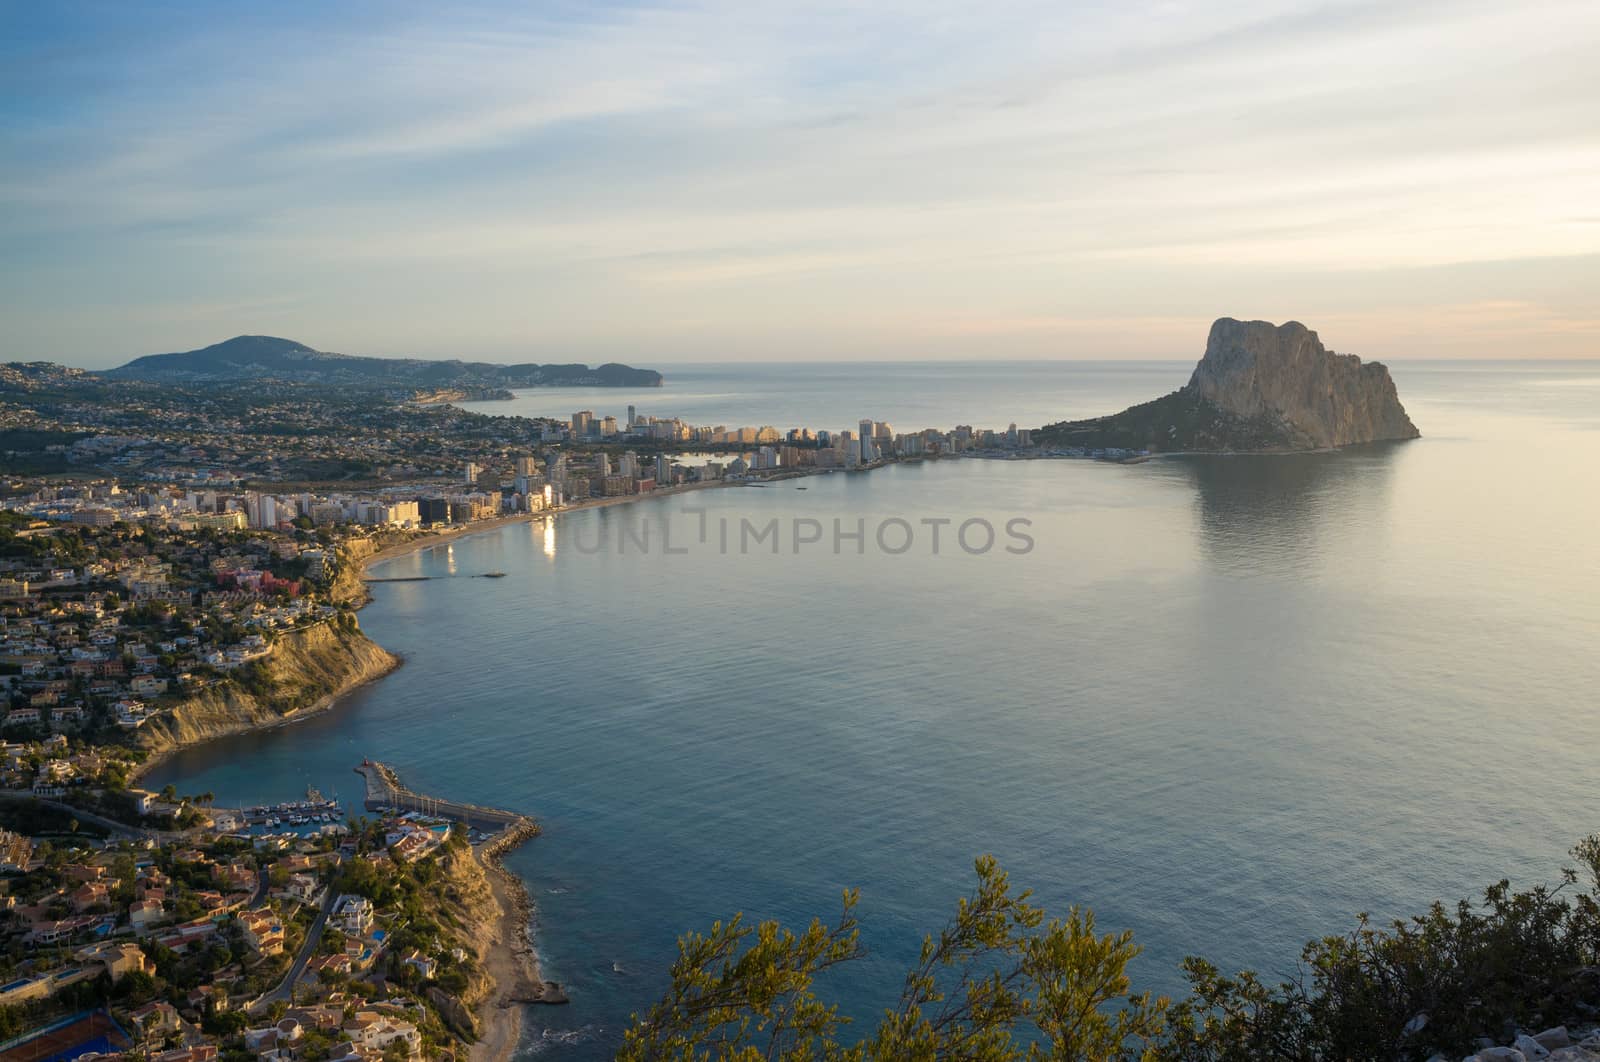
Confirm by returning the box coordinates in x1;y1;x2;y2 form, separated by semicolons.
327;540;376;607
432;843;498;1036
1186;318;1420;449
137;616;398;757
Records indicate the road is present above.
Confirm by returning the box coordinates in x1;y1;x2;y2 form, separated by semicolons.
247;866;271;910
249;876;342;1012
0;789;188;843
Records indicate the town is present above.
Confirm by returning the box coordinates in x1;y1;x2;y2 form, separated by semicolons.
0;486;551;1058
0;775;520;1060
1;358;1144;492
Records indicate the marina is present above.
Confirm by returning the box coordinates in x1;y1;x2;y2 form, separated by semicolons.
239;798;342;828
355;759;535;838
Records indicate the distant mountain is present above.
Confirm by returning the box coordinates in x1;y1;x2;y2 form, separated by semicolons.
1038;318;1419;452
105;335;663;389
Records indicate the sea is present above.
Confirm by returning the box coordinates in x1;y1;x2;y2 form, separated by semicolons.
144;359;1600;1058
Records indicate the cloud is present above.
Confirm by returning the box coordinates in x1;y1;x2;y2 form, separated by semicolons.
1;0;1597;362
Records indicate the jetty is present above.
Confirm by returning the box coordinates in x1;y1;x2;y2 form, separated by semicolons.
354;759;534;835
353;761;565;1005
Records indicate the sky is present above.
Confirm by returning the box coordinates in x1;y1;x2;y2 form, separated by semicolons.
2;0;1597;367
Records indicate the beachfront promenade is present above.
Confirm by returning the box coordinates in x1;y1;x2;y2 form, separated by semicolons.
355;759;535;836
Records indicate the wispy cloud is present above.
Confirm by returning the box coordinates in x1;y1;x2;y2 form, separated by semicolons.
2;0;1597;363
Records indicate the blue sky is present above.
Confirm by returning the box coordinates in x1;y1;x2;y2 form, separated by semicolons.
2;0;1597;366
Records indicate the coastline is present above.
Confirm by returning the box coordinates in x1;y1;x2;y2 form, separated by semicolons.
131;473;814;1053
470;843;547;1062
365;491;767;1059
135;505;578;1056
363;760;551;1061
361;476;744;572
129;624;402;785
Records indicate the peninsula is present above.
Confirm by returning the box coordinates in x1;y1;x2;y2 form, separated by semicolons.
104;335;664;392
1036;317;1421;452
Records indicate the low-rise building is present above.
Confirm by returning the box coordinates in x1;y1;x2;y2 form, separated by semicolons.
331;893;374;935
238;910;285;956
341;1012;421;1058
129;897;165;930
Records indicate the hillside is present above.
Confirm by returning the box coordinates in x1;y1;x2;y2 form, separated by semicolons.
105;335;663;389
1035;388;1301;452
135;616;398;759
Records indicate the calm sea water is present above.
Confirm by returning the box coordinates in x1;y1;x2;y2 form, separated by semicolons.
148;360;1600;1058
457;360;1193;436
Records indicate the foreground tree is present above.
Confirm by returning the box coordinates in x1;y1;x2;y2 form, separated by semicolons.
627;836;1600;1061
619;856;1167;1062
1159;835;1600;1061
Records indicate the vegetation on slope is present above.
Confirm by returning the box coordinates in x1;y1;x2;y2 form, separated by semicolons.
1035;390;1298;453
330;823;497;1051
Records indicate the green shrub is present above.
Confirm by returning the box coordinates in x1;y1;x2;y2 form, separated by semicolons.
627;837;1600;1061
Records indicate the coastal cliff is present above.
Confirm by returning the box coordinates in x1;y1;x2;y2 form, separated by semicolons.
327;539;377;607
1037;317;1420;452
135;616;398;759
433;843;500;1037
1188;318;1419;449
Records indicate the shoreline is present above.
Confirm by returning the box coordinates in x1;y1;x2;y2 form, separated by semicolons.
135;509;575;1057
355;479;773;1056
470;842;547;1062
130;466;887;1051
129;626;402;786
361;485;761;1058
363;760;551;1060
361;476;745;572
129;458;1044;1046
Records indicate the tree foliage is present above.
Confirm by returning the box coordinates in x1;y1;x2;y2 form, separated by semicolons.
621;856;1167;1062
629;839;1600;1062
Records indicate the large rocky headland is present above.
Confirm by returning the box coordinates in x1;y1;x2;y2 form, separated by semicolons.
1038;317;1420;452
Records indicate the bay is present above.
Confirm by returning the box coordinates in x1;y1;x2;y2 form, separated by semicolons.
146;359;1600;1058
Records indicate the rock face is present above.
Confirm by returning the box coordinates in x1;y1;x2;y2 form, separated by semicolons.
1457;1025;1600;1062
1187;318;1419;449
136;617;398;758
1035;317;1421;453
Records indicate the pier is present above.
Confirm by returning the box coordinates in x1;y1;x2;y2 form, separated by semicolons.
354;759;535;836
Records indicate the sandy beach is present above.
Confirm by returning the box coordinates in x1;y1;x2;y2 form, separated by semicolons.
361;476;744;572
362;512;545;568
470;846;547;1062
